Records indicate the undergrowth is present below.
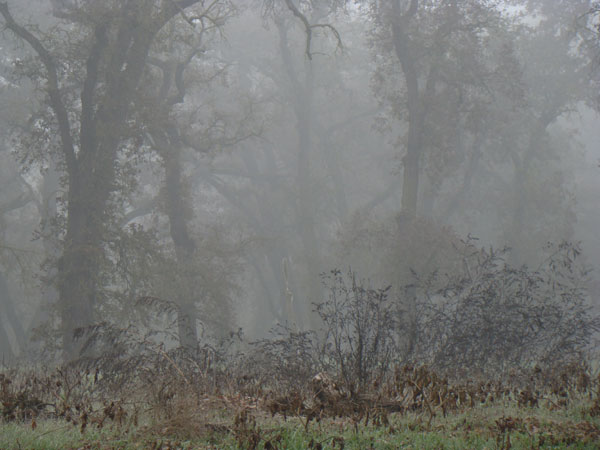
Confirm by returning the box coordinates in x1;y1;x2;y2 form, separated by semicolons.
2;242;600;448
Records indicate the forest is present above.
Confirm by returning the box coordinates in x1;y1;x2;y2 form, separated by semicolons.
1;1;600;448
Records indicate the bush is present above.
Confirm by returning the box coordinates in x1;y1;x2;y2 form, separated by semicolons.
247;324;320;391
253;242;599;388
315;269;401;393
412;241;600;374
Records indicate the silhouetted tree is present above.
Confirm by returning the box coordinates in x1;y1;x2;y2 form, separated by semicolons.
0;0;224;359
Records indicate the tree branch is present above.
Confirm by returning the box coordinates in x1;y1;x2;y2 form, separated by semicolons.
0;2;77;174
282;0;342;60
157;0;203;31
283;0;314;59
120;197;158;226
0;191;34;215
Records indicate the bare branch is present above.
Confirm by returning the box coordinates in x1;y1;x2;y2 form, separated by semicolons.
120;197;158;226
283;0;314;59
311;23;343;54
156;0;204;31
281;0;343;60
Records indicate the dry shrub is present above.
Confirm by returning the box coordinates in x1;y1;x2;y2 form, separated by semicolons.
316;269;401;394
247;324;320;392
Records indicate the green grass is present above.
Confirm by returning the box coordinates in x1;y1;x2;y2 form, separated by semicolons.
0;420;136;450
3;401;599;450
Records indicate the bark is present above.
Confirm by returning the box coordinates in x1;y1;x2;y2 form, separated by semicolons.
389;0;451;356
29;165;62;338
240;149;300;325
315;124;349;220
201;155;299;327
59;4;155;358
146;39;214;347
442;133;485;220
0;169;48;359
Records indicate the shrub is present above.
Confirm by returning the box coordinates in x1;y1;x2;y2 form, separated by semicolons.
413;241;600;374
315;269;401;394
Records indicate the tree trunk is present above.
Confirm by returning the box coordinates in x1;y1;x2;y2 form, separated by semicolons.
391;3;422;219
56;3;173;359
240;149;301;326
276;22;323;330
29;165;61;335
507;115;553;265
390;2;423;358
160;130;199;349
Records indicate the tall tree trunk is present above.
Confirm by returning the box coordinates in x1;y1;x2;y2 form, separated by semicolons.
159;129;199;349
391;1;422;219
390;1;423;358
508;115;554;265
29;165;61;334
294;77;322;330
240;149;301;327
0;271;22;362
277;22;323;330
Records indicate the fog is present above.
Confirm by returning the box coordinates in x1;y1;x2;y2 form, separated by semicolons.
0;0;599;366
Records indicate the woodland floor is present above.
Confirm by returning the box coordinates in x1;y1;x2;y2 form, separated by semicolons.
2;391;600;449
3;362;600;449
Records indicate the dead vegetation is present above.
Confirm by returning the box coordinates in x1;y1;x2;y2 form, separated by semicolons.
2;357;600;447
2;242;600;447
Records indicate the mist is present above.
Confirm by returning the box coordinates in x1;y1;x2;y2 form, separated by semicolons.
0;0;599;371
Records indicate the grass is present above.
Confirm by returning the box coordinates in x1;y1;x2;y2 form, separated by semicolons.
3;359;600;449
2;399;600;449
0;420;134;449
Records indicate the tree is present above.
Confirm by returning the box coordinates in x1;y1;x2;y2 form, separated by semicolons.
367;0;510;219
125;0;238;347
0;0;221;359
0;33;43;360
437;0;600;264
190;1;354;332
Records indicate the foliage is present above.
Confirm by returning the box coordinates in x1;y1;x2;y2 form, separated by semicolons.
413;241;600;373
248;240;599;396
316;269;401;393
2;237;600;444
0;0;599;379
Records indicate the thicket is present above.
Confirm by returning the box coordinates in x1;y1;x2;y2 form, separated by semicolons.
2;241;599;447
413;241;600;373
21;240;600;391
250;241;599;392
0;243;600;429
